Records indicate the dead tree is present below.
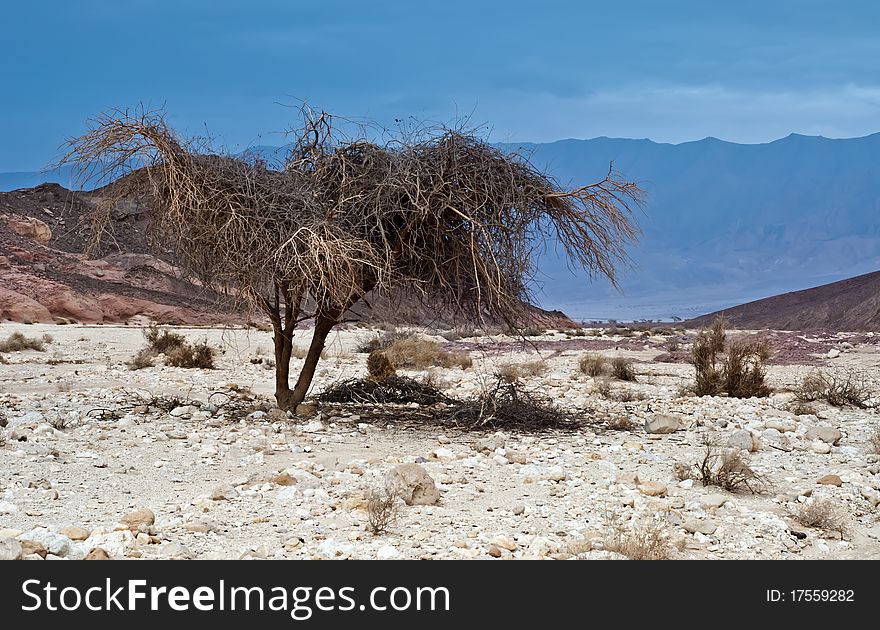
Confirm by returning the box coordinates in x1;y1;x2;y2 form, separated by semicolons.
63;106;644;410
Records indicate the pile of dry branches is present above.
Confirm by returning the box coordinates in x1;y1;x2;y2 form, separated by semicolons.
316;376;454;406
435;378;583;431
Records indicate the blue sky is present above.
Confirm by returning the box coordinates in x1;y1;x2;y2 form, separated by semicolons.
1;0;878;171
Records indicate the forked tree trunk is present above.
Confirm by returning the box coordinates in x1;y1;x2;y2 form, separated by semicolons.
273;281;375;412
273;323;296;411
286;314;336;409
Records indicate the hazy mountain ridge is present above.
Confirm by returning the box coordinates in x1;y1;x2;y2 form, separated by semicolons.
5;132;879;321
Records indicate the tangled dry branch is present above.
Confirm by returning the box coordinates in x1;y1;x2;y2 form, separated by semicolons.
62;105;643;409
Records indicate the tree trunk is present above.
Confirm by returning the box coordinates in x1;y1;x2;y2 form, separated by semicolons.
287;314;336;408
273;322;296;410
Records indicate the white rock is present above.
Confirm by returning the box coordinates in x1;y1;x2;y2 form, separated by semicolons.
810;441;832;455
644;414;681;434
0;537;23;561
19;528;70;557
385;464;441;506
301;420;324;433
376;545;400;560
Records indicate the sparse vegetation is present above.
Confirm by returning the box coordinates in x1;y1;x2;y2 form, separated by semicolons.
601;512;670;560
49;415;73;430
128;348;156;370
692;318;771;398
0;332;53;352
869;428;880;454
366;486;400;535
689;439;767;493
382;337;472;370
786;400;817;416
791;498;850;540
606;414;637;431
579;353;607;377
795;368;875;408
594;377;612;398
166;339;216;369
610;357;637;381
132;325;216;369
497;359;547;382
366;351;396;381
143;324;186;355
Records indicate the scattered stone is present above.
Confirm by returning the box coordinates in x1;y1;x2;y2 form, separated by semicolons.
699;494;729;509
728;429;760;452
0;538;23;561
512;503;526;516
385;464;441;506
805;427;842;445
376;545;400;560
211;484;237;501
487;545;502;558
810;441;832;455
490;535;517;551
638;481;668;497
272;472;297;486
682;519;718;535
120;508;155;532
19;528;69;558
645;414;680;434
817;474;843;487
84;547;111;560
59;526;90;541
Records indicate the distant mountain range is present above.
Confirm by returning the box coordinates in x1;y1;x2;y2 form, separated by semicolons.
5;132;879;322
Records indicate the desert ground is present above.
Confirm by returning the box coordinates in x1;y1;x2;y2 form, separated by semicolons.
1;321;879;560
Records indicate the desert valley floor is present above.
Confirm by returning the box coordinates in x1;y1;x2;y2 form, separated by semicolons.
1;322;879;560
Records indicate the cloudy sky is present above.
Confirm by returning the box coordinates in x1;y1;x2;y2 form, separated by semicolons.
2;0;878;170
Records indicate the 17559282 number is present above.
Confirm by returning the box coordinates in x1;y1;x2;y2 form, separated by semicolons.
767;589;855;603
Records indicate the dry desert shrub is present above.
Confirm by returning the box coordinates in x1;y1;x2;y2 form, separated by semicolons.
497;359;547;382
786;399;817;416
143;324;186;354
133;325;216;369
692;319;771;398
0;332;52;352
594;377;612;398
601;512;670;560
366;486;401;536
610;357;637;382
367;350;396;381
791;498;850;540
166;340;216;369
795;368;875;408
383;337;472;370
128;348;156;370
870;427;880;454
691;439;767;494
356;330;412;354
606;413;637;431
579;353;608;377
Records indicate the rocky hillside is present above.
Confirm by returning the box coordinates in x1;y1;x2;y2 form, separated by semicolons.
688;270;880;331
0;183;575;329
